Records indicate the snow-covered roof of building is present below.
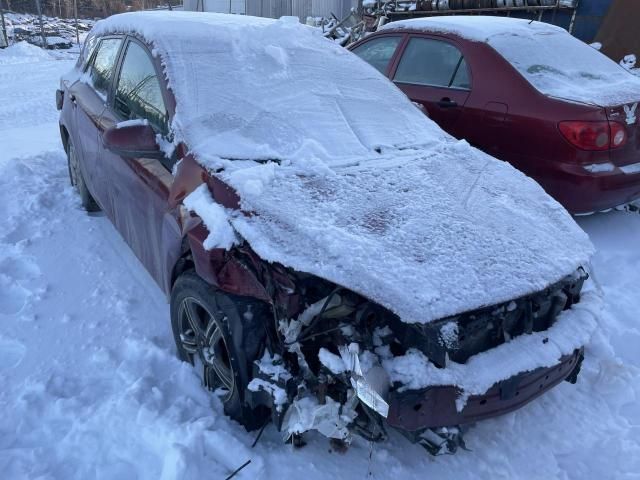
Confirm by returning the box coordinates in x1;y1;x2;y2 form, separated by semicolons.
382;16;640;107
89;12;593;324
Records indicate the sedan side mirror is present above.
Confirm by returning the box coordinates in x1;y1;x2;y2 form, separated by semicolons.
103;122;162;158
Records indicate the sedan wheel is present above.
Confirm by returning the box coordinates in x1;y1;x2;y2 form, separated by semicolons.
67;141;100;212
170;271;269;430
178;296;235;401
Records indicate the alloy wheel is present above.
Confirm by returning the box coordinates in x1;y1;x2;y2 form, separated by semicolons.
178;297;235;401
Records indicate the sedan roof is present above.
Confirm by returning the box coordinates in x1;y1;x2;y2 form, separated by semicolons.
91;11;444;168
379;15;568;41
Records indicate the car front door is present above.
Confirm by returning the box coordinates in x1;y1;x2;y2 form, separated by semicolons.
391;36;471;137
98;37;181;292
68;36;123;208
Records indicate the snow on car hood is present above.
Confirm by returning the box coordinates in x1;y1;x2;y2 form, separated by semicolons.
93;12;593;324
222;139;593;325
382;16;640;107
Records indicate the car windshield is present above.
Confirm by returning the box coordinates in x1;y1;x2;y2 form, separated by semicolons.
488;29;640;106
92;13;443;167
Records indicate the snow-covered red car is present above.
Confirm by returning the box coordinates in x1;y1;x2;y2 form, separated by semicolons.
57;11;599;454
350;17;640;214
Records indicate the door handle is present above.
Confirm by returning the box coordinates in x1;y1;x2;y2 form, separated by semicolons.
437;98;458;108
69;94;77;105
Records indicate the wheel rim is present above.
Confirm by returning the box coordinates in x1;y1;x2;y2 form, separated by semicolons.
69;145;80;188
178;297;235;401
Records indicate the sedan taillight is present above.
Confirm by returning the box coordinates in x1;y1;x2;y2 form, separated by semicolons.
559;121;627;151
610;121;628;148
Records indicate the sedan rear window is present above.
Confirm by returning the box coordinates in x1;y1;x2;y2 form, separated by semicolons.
394;37;469;90
488;30;640;106
88;38;122;98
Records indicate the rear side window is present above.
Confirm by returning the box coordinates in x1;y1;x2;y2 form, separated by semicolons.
351;36;402;74
88;38;122;98
451;57;471;89
114;41;168;134
394;38;470;90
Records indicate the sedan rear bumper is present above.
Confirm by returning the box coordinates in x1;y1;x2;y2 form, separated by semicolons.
540;163;640;214
386;349;583;432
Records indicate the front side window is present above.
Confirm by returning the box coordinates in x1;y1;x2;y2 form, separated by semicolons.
394;37;470;90
351;36;402;74
115;41;168;134
88;38;122;98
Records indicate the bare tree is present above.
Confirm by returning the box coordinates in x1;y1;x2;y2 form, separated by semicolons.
34;0;47;47
1;3;8;47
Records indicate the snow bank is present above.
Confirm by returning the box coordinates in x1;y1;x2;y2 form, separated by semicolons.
382;16;640;107
0;40;52;64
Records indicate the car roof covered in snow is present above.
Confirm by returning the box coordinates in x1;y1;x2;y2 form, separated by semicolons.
381;16;640;107
89;12;593;325
91;11;443;166
379;15;566;41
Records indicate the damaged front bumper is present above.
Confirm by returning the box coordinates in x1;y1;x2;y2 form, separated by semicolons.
387;349;584;432
243;266;600;455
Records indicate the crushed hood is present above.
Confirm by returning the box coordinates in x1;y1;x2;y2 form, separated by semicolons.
221;139;594;325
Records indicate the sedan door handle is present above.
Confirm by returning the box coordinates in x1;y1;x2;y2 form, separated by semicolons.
69;94;77;105
437;98;458;108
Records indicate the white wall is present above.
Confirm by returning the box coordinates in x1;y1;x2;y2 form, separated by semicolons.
183;0;357;20
183;0;246;14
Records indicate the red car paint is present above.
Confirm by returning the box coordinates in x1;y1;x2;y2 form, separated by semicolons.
349;29;640;214
58;31;583;437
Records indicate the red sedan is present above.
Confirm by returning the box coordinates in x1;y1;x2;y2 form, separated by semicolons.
350;16;640;214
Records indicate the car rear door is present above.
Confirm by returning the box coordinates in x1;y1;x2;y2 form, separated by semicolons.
68;36;124;208
390;35;471;137
97;37;181;292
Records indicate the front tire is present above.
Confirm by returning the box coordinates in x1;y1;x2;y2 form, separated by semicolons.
170;271;268;429
67;140;99;212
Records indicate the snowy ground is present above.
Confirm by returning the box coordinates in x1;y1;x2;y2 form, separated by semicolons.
0;43;639;480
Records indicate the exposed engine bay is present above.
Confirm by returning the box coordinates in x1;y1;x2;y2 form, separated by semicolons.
244;265;588;455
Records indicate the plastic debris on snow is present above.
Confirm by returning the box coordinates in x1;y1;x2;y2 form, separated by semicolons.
90;12;594;326
247;379;289;410
382;16;640;107
254;351;293;382
281;395;357;440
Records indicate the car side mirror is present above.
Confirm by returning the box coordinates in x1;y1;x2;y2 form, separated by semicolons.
103;122;162;158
